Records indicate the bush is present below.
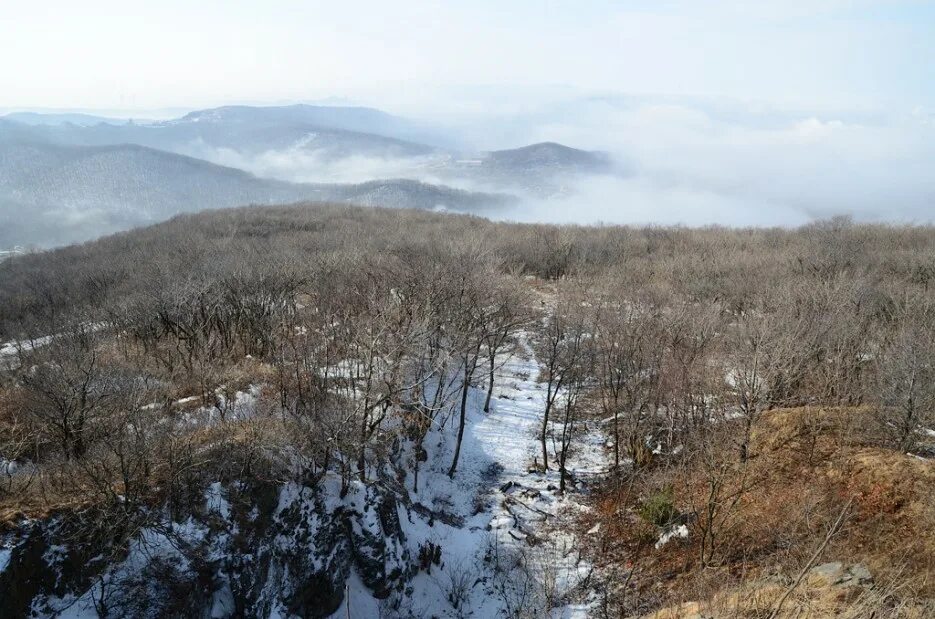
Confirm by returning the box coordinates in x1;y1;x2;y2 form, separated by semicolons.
638;487;678;527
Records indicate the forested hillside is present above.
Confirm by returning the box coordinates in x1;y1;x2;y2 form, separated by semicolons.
0;140;512;248
1;206;934;617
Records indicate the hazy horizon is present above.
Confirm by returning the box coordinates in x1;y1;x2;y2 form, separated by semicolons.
3;0;934;230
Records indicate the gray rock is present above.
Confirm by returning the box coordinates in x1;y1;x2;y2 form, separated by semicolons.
809;562;845;586
808;561;873;588
846;563;874;585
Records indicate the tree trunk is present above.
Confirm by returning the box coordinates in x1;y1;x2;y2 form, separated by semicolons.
448;364;472;478
483;353;495;413
540;395;552;471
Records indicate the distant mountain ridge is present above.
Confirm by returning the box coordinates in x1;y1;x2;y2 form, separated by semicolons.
0;112;439;162
1;107;612;182
486;142;611;170
442;142;613;196
0;141;512;248
2;111;128;127
0;104;616;248
172;104;420;138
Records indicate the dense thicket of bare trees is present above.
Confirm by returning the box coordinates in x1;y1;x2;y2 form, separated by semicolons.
1;204;934;616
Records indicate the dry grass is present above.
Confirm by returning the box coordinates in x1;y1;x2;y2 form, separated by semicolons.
0;382;290;527
584;407;935;616
642;576;935;618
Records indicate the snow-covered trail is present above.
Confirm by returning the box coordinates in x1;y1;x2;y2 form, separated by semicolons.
464;337;548;498
476;340;608;617
338;336;608;617
472;359;544;480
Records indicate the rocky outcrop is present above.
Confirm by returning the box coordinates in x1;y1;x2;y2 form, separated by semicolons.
0;514;122;618
807;561;873;588
0;479;415;618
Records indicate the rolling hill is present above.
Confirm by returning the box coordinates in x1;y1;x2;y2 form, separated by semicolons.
0;140;512;248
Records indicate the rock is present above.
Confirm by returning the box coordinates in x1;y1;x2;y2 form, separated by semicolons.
276;486;352;618
808;562;846;587
0;514;125;619
844;563;873;586
342;484;411;600
808;562;873;589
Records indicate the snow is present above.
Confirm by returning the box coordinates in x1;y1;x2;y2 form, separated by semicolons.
655;524;689;549
21;335;609;618
338;571;382;618
41;518;210;618
1;323;105;370
332;334;608;617
206;481;232;520
1;335;53;370
0;335;52;358
177;385;261;427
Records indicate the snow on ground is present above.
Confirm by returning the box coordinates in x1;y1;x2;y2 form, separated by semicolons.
7;331;607;618
334;335;609;618
1;323;104;370
0;336;52;358
0;335;53;371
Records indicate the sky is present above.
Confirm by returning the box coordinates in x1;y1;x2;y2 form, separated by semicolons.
2;0;934;112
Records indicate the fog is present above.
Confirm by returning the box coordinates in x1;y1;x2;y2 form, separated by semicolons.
200;146;447;187
505;99;935;226
182;96;935;227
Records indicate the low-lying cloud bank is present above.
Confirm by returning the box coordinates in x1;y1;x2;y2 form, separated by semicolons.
200;146;447;186
182;97;935;227
510;99;935;226
492;174;812;228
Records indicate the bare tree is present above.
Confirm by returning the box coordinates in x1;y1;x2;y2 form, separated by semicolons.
481;286;531;413
875;297;935;450
18;326;116;460
534;297;587;472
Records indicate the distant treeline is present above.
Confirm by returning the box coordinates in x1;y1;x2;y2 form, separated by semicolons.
2;204;934;339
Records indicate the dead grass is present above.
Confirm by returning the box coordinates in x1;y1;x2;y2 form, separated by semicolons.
583;407;935;616
643;576;935;618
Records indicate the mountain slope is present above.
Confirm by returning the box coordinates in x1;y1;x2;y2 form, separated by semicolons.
2;111;127;127
442;141;614;196
2;105;444;162
0;141;512;248
174;103;441;144
486;141;610;170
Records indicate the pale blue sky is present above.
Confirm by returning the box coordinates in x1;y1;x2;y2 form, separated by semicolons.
2;0;933;112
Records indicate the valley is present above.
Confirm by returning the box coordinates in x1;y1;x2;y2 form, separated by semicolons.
0;106;615;248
